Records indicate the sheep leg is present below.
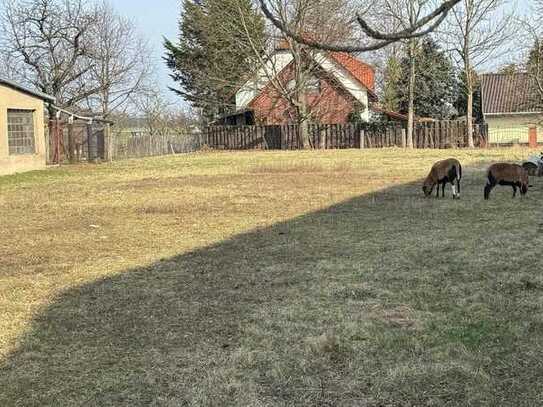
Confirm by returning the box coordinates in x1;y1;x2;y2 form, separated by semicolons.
484;183;494;200
436;184;439;198
512;185;517;198
456;178;461;196
442;182;445;198
451;183;457;199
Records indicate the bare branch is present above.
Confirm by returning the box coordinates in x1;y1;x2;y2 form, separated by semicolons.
257;0;461;52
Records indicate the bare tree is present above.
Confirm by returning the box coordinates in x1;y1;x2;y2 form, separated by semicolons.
0;50;24;80
516;1;543;109
130;90;195;137
440;0;513;147
82;1;152;118
238;0;365;148
1;0;99;115
370;0;438;147
1;0;153;118
257;0;461;52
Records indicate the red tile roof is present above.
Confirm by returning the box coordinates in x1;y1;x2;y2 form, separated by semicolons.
481;73;542;114
233;48;377;105
329;52;376;96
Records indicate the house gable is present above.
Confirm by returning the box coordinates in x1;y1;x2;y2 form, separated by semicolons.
248;62;364;124
0;81;49;175
236;52;293;110
236;50;376;124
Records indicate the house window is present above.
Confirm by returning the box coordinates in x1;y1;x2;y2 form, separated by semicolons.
7;109;35;155
286;79;296;92
285;76;321;93
306;76;321;93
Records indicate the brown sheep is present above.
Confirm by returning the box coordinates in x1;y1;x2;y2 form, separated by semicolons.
422;158;462;199
484;163;529;200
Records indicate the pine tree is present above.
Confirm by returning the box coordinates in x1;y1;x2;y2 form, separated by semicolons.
393;38;458;119
164;0;265;121
382;55;402;113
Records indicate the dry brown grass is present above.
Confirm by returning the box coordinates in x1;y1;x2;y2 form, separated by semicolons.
1;147;542;406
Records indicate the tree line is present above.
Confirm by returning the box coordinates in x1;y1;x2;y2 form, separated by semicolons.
166;0;543;148
2;0;542;146
0;0;193;132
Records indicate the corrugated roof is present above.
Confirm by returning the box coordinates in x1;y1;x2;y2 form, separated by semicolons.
0;78;55;102
480;73;541;115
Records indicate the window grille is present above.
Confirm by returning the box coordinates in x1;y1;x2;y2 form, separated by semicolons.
8;109;35;155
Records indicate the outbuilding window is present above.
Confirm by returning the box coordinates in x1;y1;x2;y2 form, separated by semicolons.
7;109;35;155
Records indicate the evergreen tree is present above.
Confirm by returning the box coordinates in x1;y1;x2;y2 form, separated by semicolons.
382;55;402;113
164;0;265;121
527;39;543;83
393;38;458;119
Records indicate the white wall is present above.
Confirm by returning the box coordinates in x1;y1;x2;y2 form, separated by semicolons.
485;114;543;144
235;51;371;122
313;52;370;122
236;52;293;110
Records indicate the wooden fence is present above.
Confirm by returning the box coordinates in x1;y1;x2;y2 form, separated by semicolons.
206;121;488;150
47;121;109;164
412;121;487;148
111;131;203;160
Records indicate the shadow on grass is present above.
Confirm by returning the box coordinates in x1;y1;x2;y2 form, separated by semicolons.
2;165;543;406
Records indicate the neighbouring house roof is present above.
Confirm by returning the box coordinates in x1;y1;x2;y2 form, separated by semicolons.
480;73;542;115
370;105;408;121
328;52;375;96
263;39;376;94
237;49;376;109
209;108;253;125
0;78;55;103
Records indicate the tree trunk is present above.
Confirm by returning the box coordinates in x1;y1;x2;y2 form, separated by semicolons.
406;39;416;149
465;63;475;148
466;83;474;147
298;103;311;149
300;119;310;149
464;4;475;149
297;79;311;149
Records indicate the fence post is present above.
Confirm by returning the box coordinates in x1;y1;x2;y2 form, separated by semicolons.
529;125;538;148
67;116;75;163
87;121;97;163
104;123;113;161
401;128;406;148
317;126;323;149
359;128;365;149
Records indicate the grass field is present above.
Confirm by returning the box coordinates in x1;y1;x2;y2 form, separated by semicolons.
1;148;543;406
